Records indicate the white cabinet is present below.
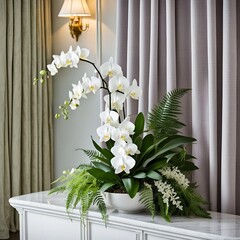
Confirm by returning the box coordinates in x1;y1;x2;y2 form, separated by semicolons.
25;211;81;240
87;221;142;240
9;191;240;240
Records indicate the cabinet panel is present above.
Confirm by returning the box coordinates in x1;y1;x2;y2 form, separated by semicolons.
144;231;207;240
88;221;141;240
25;211;81;240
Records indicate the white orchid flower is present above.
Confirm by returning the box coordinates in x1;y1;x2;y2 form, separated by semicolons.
104;92;126;112
65;46;79;68
119;117;135;135
70;81;87;101
111;128;131;143
53;51;66;68
124;142;140;155
111;155;136;174
80;48;90;59
127;79;143;100
100;57;123;79
111;141;139;156
96;125;115;142
69;98;79;110
111;143;126;157
109;76;130;93
47;60;58;76
75;46;90;59
100;109;119;126
82;74;101;94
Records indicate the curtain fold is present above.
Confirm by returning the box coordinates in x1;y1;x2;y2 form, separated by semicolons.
115;0;240;215
0;0;52;238
221;0;237;214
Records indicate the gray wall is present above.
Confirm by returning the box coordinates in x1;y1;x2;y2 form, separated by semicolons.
51;0;116;178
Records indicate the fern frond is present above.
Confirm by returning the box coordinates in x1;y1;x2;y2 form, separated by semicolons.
147;89;190;139
81;149;104;161
48;185;66;195
93;192;108;223
180;186;211;218
139;186;155;219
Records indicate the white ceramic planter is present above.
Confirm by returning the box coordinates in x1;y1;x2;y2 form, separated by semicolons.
104;192;145;213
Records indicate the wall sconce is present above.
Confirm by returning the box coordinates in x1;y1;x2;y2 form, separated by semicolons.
58;0;91;41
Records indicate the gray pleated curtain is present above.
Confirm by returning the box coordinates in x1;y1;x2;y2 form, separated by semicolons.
0;0;53;238
115;0;240;215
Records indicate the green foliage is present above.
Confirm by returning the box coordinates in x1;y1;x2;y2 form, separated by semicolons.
139;186;155;219
179;185;211;218
48;165;107;223
147;89;190;139
49;88;210;224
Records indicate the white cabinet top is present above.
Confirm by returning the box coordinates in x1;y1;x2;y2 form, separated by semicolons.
9;191;240;239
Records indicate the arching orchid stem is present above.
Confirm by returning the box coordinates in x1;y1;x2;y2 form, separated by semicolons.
80;58;112;110
116;90;126;120
80;58;108;89
100;87;112;110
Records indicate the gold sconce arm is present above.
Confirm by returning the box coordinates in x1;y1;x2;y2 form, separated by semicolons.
69;16;89;41
58;0;91;42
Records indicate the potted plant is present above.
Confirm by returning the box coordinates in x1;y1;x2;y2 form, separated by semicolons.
35;46;210;223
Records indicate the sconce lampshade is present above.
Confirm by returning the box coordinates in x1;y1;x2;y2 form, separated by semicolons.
58;0;91;41
58;0;91;17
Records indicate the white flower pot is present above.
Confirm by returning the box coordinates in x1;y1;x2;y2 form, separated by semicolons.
104;192;145;213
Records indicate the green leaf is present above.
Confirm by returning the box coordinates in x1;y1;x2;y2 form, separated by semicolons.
122;178;140;198
140;137;167;160
133;172;146;179
106;139;114;150
140;134;154;153
91;161;113;172
134;136;142;150
91;138;113;161
166;152;180;163
143;135;196;167
147;159;167;170
181;161;199;171
146;170;162;180
100;183;115;192
87;168;120;184
133;112;145;140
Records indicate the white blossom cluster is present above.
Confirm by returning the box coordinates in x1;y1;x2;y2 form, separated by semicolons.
159;167;190;189
154;180;183;211
97;56;142;175
46;46;143;175
47;46;90;75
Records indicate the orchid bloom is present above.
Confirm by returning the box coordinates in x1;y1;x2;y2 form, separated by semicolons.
111;144;136;174
128;79;143;100
100;109;119;126
52;52;66;68
75;46;90;59
71;81;86;100
82;74;101;94
100;57;123;79
104;92;126;112
96;125;115;142
112;141;139;156
119;117;135;135
68;92;79;110
109;76;130;93
111;155;136;174
111;128;132;143
64;46;79;68
47;60;58;76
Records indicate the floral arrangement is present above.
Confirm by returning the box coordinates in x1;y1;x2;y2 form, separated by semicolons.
35;46;210;222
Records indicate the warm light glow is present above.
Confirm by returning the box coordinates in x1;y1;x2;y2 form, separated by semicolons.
58;0;91;41
58;0;91;17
